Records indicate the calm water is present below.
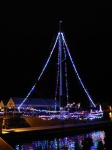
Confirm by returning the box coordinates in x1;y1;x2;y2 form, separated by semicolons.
6;127;112;150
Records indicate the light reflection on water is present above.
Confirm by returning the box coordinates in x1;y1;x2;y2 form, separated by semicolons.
14;131;106;150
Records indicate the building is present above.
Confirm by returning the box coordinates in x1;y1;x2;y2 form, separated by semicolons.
0;97;59;111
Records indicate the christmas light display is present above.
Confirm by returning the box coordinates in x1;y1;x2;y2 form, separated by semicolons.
18;30;96;111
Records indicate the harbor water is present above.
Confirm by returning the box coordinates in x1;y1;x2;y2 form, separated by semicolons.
5;126;112;150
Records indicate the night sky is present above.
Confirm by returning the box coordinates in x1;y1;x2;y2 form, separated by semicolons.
0;1;112;106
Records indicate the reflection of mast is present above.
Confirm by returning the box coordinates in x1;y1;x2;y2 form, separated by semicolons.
59;21;63;108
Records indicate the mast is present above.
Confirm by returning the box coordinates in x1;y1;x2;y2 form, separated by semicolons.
59;21;63;108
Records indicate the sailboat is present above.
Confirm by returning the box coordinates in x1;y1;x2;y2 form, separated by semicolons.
18;21;103;121
2;22;104;129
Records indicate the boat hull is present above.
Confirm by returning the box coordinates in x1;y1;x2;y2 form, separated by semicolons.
24;116;79;127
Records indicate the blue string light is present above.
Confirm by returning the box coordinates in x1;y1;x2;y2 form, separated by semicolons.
61;32;96;107
18;31;96;111
18;33;59;110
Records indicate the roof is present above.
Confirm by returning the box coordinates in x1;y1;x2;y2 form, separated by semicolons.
12;97;59;107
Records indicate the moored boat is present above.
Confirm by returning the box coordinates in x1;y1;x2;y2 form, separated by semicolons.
1;22;104;131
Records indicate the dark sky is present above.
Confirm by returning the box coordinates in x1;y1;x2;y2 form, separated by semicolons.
0;1;112;105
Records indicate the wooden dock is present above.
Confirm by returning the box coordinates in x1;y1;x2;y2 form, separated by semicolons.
1;120;112;140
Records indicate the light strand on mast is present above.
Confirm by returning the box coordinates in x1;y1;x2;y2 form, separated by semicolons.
61;32;96;107
63;42;69;104
54;42;60;109
18;33;59;110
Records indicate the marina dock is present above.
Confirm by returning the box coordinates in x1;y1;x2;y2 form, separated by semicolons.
1;119;112;140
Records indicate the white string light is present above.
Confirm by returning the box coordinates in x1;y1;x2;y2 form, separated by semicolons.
18;33;59;110
18;31;96;111
61;32;96;108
